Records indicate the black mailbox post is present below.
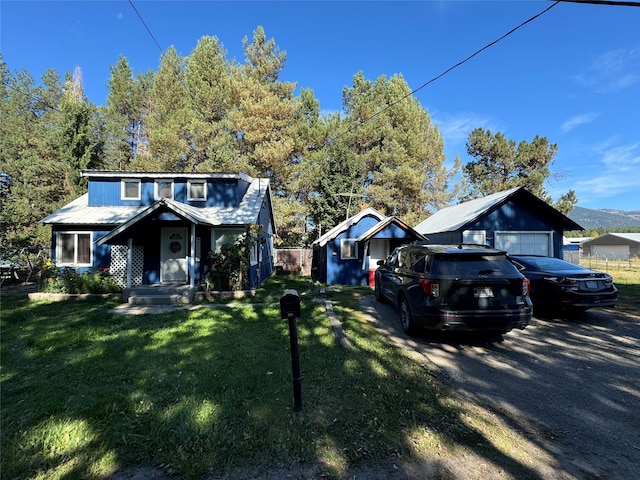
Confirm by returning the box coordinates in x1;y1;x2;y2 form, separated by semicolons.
280;289;302;411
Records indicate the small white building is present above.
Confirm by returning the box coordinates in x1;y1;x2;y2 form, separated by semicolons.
581;233;640;260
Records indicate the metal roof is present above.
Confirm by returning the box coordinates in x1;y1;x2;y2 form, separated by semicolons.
581;233;640;245
414;187;583;234
41;194;146;225
42;178;273;241
414;188;521;234
81;170;253;183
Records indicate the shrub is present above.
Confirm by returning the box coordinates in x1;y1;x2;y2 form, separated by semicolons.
39;262;121;294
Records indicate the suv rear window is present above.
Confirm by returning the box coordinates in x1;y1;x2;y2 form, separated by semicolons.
433;254;516;275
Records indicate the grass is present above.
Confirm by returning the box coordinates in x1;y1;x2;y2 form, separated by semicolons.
2;273;638;479
580;261;640;314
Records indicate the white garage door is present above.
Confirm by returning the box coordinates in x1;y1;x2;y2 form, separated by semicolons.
591;245;629;260
495;232;551;256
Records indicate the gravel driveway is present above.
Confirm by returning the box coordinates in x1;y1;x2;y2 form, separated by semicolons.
359;296;640;480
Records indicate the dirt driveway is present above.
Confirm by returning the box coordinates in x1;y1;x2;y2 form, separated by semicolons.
359;295;640;480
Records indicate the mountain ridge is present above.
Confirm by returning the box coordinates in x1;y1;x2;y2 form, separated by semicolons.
568;206;640;229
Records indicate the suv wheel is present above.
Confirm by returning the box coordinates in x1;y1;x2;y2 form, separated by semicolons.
399;296;417;336
374;276;385;303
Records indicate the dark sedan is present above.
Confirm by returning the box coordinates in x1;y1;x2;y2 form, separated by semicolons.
509;255;617;313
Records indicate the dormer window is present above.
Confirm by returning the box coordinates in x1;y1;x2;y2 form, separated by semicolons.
155;180;173;199
188;180;207;201
121;179;141;200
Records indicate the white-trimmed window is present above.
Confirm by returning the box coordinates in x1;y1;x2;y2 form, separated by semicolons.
340;238;358;259
121;179;141;200
462;230;487;245
188;180;207;201
57;232;92;266
155;180;173;199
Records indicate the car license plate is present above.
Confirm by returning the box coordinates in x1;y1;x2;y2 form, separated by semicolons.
474;287;493;298
585;280;598;289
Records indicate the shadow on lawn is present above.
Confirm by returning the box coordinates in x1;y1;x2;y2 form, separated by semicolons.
2;280;557;480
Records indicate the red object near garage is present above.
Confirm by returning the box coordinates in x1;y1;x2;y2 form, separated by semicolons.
368;268;376;286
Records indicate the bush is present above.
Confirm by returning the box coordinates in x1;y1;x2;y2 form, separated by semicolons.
39;262;121;294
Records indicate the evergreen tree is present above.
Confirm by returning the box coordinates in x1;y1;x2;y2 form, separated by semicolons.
0;60;98;251
462;127;577;212
146;47;192;171
341;72;452;226
229;26;298;190
183;35;236;172
103;56;143;169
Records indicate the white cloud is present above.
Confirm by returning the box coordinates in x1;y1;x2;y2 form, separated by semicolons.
568;140;640;207
575;47;640;94
432;111;497;145
561;112;599;133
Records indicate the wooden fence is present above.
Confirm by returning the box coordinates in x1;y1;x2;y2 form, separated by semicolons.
274;248;313;275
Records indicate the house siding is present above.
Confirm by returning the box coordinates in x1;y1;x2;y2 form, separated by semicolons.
326;215;384;285
88;177;248;208
423;200;564;257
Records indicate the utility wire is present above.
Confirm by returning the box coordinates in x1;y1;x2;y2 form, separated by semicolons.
554;0;640;6
360;1;561;129
128;0;163;54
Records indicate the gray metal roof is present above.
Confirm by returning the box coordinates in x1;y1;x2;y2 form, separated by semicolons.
414;188;521;234
581;233;640;245
41;194;146;225
42;178;271;232
414;187;583;234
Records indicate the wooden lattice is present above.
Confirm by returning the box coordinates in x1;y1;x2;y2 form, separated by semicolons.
110;245;144;287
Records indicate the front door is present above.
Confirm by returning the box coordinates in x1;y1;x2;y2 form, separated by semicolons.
161;227;188;283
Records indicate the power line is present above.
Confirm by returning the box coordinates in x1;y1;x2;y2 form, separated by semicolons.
360;1;561;128
554;0;640;6
128;0;163;53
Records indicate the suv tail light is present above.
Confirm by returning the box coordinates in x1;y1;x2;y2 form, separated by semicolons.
522;277;530;296
420;279;440;298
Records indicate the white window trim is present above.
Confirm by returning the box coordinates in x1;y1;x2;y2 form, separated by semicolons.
154;179;174;200
121;179;141;200
188;180;207;201
462;230;487;245
56;231;93;266
340;238;358;260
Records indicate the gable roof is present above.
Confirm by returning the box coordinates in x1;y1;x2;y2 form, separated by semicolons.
313;207;386;248
414;187;583;234
42;177;274;241
581;233;640;246
356;215;426;242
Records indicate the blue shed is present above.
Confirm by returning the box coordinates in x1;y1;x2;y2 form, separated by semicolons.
311;208;426;285
414;187;583;258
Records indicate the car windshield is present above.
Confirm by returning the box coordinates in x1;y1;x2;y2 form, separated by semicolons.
433;254;515;275
517;257;584;271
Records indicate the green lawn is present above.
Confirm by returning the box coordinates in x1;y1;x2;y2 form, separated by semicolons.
3;274;635;479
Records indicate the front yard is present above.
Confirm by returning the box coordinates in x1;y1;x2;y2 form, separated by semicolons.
2;273;637;480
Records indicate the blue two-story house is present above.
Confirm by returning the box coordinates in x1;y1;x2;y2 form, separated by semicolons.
41;170;276;291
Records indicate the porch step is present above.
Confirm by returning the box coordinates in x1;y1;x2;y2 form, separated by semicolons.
128;294;189;306
123;285;196;305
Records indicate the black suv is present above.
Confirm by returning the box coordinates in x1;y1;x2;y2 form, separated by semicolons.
374;244;532;335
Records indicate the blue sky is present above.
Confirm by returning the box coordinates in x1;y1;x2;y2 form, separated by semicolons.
2;1;639;211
